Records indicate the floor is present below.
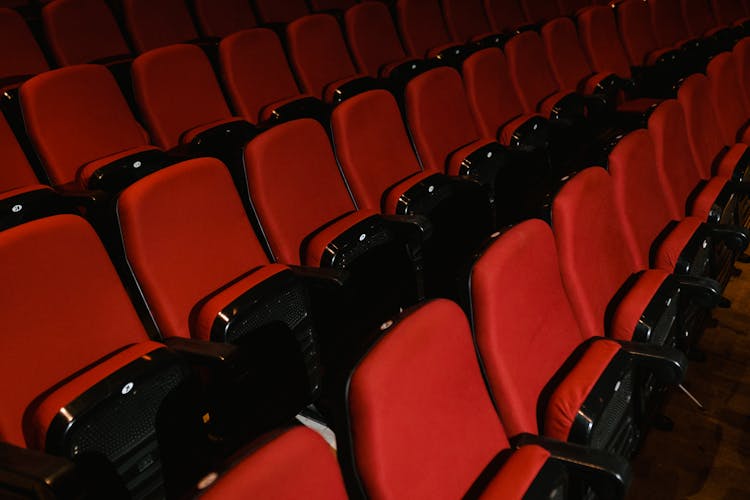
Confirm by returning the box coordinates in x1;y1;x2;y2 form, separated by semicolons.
628;262;750;499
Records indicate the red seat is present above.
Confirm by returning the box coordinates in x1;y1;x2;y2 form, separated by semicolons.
123;0;200;53
441;0;497;43
193;0;257;38
650;0;693;50
579;4;639;80
0;112;38;193
0;7;49;83
682;0;722;38
483;0;529;33
520;0;560;23
711;0;750;27
309;0;356;11
706;52;750;146
396;0;464;60
556;0;591;16
254;0;309;24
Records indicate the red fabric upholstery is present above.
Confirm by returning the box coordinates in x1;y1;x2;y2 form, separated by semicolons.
650;0;691;49
20;65;150;187
0;8;49;79
471;219;585;437
654;216;705;272
331;90;424;211
243;119;356;265
123;0;199;53
193;0;257;38
132;44;233;150
442;0;494;42
479;445;551;498
707;53;750;147
610;269;672;340
733;39;750;114
542;17;596;92
345;2;410;78
309;0;356;10
557;0;591;16
303;209;380;266
382;170;442;214
219;28;302;124
681;0;719;38
578;5;633;78
717;143;750;179
484;0;529;32
711;0;750;26
616;0;660;66
552;167;641;339
116;158;272;340
0;214;150;447
397;0;455;58
42;0;130;66
348;299;509;499
286;14;362;101
404;67;482;172
691;177;731;222
462;48;531;140
0;113;38;192
544;339;621;440
521;0;560;23
505;31;566;114
201;427;347;500
26;341;165;450
254;0;310;24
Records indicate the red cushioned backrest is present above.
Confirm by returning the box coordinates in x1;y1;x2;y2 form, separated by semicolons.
608;129;675;269
521;0;560;23
123;0;198;53
332;90;422;211
193;0;257;38
442;0;493;42
286;14;358;100
650;0;690;47
243;119;356;265
681;0;718;37
505;31;561;112
309;0;356;10
219;28;301;124
0;113;38;192
116;158;269;340
132;44;232;150
678;74;729;179
404;67;481;171
471;219;584;437
462;48;526;139
345;2;407;77
557;0;591;16
648;99;704;217
484;0;528;31
733;38;750;111
0;8;49;79
578;5;633;77
201;427;348;500
254;0;310;23
20;65;149;187
711;0;746;24
542;17;593;91
552;167;639;339
396;0;453;57
706;52;749;146
616;0;659;66
349;299;509;499
42;0;130;66
0;214;149;447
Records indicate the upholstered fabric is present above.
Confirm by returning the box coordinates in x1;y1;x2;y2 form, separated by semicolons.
617;0;661;67
0;113;38;192
521;0;560;23
0;8;49;79
650;0;692;49
484;0;528;32
505;31;566;114
442;0;494;43
578;6;633;79
309;0;356;10
711;0;750;26
345;2;410;78
254;0;309;24
123;0;198;53
610;269;672;341
479;445;552;498
396;0;455;58
682;0;719;37
193;0;257;38
542;17;596;92
706;53;750;148
654;216;705;272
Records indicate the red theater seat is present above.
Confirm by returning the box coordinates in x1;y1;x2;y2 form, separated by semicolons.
483;0;530;33
123;0;200;53
0;7;49;84
396;0;466;63
520;0;560;24
193;0;258;38
254;0;310;24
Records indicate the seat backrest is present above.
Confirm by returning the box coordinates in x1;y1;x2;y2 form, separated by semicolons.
331;89;423;211
578;5;633;78
483;0;528;32
551;167;639;339
504;31;561;113
254;0;310;24
42;0;131;66
116;157;271;340
557;0;591;16
706;52;750;146
681;0;718;37
242;119;357;265
607;129;676;269
542;17;594;91
396;0;454;57
711;0;746;25
733;38;750;113
647;99;704;218
404;66;482;171
346;299;509;499
0;112;38;192
520;0;560;23
462;48;527;139
616;0;659;67
442;0;493;42
677;74;730;182
20;65;149;187
0;214;149;448
650;0;690;48
345;1;408;78
132;44;233;150
286;14;359;100
123;0;199;53
0;7;49;80
193;0;257;38
219;28;302;124
309;0;356;10
470;219;584;437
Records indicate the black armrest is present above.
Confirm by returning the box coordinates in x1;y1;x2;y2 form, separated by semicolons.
614;341;687;386
329;77;382;105
455;142;507;191
674;274;729;308
705;223;750;253
379;213;433;242
86;149;173;192
163;337;242;373
0;188;77;232
511;434;631;500
188;119;257;153
288;265;349;289
263;96;330;126
549;93;586;127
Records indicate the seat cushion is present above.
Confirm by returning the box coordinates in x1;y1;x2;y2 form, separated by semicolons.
653;216;705;272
